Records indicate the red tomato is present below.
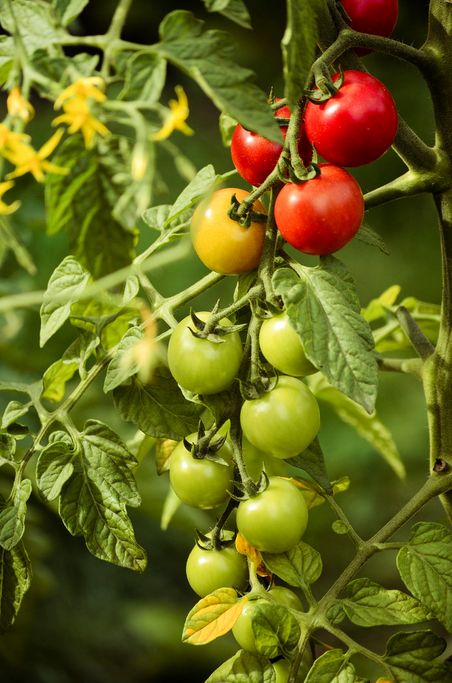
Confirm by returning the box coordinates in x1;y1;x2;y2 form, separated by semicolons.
304;70;398;167
274;164;364;255
231;102;312;187
341;0;398;39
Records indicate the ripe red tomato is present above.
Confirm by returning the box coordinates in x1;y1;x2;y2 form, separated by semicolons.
231;102;312;187
274;163;364;255
304;70;398;167
341;0;398;40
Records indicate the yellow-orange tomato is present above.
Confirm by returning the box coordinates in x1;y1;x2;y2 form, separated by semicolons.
191;188;266;274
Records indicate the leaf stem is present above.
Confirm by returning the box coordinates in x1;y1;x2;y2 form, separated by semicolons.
325;495;363;548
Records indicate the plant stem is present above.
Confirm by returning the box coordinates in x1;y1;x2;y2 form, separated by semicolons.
326;495;363;548
101;0;134;78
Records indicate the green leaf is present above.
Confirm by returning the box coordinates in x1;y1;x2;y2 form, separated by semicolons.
58;421;146;571
1;400;31;430
142;203;191;233
42;335;99;402
113;371;202;440
45;137;138;277
355;223;390;255
0;479;32;551
262;542;322;588
166;164;217;225
304;649;359;683
397;522;452;632
203;0;252;29
273;259;377;413
252;602;300;658
122;275;140;305
287;437;332;493
335;578;430;627
0;434;16;466
361;285;401;324
0;220;36;275
118;51;167;102
36;440;74;501
383;630;452;682
308;375;405;479
0;36;15;87
0;0;63;54
160;485;182;531
219;111;238;147
156;11;280;142
52;0;89;26
104;326;144;393
0;542;31;633
282;0;326;110
206;649;276;683
39;256;90;347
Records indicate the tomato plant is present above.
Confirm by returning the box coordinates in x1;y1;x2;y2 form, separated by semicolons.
191;188;267;274
236;477;309;553
272;655;313;683
185;541;248;597
304;70;398;167
167;312;243;395
231;102;312;187
274;163;364;254
169;434;234;509
259;312;316;377
240;376;320;458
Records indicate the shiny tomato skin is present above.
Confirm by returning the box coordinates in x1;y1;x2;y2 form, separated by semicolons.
191;188;266;274
240;376;320;460
259;312;316;377
231;104;312;187
167;312;243;395
304;70;398;167
169;433;234;509
236;476;309;553
186;543;248;597
341;0;398;38
274;164;364;255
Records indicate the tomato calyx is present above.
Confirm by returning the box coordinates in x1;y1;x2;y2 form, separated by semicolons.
232;469;269;501
195;528;236;552
306;67;344;104
227;193;267;228
184;421;231;464
188;309;246;342
240;373;278;401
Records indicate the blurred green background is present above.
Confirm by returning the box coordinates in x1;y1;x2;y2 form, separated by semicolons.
0;1;446;681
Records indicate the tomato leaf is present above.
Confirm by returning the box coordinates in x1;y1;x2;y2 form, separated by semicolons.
282;0;327;110
355;223;390;254
383;630;452;682
304;649;359;683
203;0;252;29
117;51;166;103
252;602;300;658
287;437;332;493
156;11;280;142
52;0;90;27
104;327;144;393
0;480;32;551
36;440;74;502
113;370;202;440
166;164;218;225
182;588;244;645
397;522;452;632
0;434;16;467
262;542;322;588
0;541;31;633
0;1;63;54
1;401;31;430
273;258;378;413
206;649;276;683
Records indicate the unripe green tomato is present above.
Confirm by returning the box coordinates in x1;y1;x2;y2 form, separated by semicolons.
169;433;234;509
259;313;316;377
273;653;313;683
186;542;248;597
236;477;309;553
242;437;289;481
167;312;243;395
240;376;320;459
269;585;303;611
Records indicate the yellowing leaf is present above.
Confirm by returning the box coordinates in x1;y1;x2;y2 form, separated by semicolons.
235;532;269;578
182;588;245;645
155;438;178;474
292;476;350;509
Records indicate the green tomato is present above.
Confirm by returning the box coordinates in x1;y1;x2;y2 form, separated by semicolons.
269;586;303;611
259;313;316;377
167;312;243;395
273;653;313;683
236;477;308;553
242;437;289;481
240;376;320;459
186;542;248;597
169;433;234;509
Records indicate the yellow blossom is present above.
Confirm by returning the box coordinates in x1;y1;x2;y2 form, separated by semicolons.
54;76;106;109
4;129;68;183
7;87;34;122
53;97;110;149
0;180;20;215
152;86;194;141
0;123;30;153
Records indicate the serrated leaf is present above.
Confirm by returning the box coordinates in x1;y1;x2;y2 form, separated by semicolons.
104;327;144;393
182;588;243;644
70;298;134;350
113;371;202;440
384;630;451;683
167;164;217;225
282;0;326;110
287;437;332;493
308;375;405;479
273;259;377;413
1;401;31;430
355;224;390;254
262;542;322;588
336;578;430;627
39;256;90;347
156;11;280;142
304;649;359;683
397;522;452;632
118;51;166;102
58;421;146;571
42;335;99;402
206;649;276;683
0;542;31;633
0;479;32;551
0;0;63;54
252;602;300;658
203;0;252;29
52;0;89;25
36;441;74;501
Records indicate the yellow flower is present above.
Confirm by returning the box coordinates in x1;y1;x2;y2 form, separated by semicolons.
0;123;30;153
0;180;20;215
54;76;106;109
7;87;34;122
53;97;110;149
5;129;68;183
152;86;194;141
